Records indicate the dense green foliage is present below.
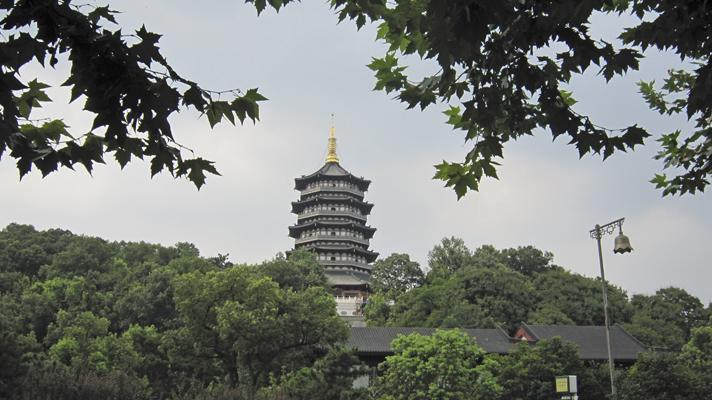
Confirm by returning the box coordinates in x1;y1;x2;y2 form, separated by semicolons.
1;1;266;188
491;337;608;400
326;0;711;197
373;329;501;400
2;224;711;399
366;237;710;344
373;330;609;400
3;1;710;195
0;223;359;400
369;253;423;302
619;326;712;400
375;327;712;400
365;237;711;399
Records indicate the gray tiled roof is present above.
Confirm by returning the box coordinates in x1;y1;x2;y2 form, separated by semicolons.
295;162;371;190
328;270;371;286
348;327;513;355
348;325;647;361
524;324;647;361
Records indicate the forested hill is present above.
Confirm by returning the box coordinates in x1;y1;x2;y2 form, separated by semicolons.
1;224;710;400
0;223;359;399
366;238;711;349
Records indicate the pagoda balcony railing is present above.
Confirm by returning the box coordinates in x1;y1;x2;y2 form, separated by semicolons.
318;260;372;269
295;235;370;246
300;186;364;197
297;210;366;220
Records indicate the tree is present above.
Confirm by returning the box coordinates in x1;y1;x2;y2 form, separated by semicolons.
4;2;710;196
618;324;712;400
259;250;329;292
625;287;707;349
680;325;712;396
619;351;698;400
501;246;555;276
0;223;73;276
44;310;142;376
362;293;392;326
0;224;366;399
328;0;712;197
0;0;266;188
386;250;537;330
373;329;501;400
112;264;179;330
0;294;40;397
531;268;631;326
270;347;367;400
370;253;424;301
172;265;348;398
494;338;607;400
426;237;473;280
457;264;535;331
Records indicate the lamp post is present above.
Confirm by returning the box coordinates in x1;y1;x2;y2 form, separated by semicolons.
590;218;633;400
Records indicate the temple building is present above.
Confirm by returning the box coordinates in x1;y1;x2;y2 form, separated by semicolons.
288;124;378;317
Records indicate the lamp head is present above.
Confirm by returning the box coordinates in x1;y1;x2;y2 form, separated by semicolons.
613;232;633;254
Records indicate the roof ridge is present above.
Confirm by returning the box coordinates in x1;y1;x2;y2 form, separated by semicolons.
519;321;540;341
613;323;649;351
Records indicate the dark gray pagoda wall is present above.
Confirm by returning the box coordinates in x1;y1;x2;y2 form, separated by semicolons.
290;164;377;284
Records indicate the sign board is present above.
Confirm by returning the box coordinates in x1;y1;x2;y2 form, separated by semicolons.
555;375;577;394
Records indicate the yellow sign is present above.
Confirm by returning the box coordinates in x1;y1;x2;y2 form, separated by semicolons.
555;376;569;393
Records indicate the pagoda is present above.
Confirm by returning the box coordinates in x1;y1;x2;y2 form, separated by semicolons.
289;123;377;315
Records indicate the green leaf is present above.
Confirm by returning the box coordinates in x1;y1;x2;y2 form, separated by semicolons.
252;0;267;14
243;88;268;102
558;90;577;106
177;157;221;189
206;102;224;128
482;162;498;179
17;100;30;118
34;150;59;177
183;85;207;110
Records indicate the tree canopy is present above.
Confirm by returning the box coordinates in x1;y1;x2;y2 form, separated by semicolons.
1;0;266;188
373;329;501;400
2;0;710;195
0;223;358;399
332;0;711;197
365;237;709;343
1;224;711;399
370;253;424;301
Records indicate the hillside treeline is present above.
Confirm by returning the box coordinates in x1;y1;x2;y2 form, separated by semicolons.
0;223;364;399
366;238;711;351
1;224;710;400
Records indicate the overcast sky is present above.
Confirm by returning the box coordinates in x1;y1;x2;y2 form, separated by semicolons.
2;1;710;304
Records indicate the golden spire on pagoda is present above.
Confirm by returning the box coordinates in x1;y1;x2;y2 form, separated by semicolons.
326;114;339;163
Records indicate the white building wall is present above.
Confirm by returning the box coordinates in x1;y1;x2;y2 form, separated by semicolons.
335;296;365;316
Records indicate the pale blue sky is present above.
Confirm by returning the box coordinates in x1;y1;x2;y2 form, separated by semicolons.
2;1;710;303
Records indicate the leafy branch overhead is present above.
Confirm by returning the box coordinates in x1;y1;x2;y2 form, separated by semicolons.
3;0;710;195
327;0;710;198
1;1;266;188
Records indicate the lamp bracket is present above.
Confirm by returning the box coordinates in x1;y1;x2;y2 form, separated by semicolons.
590;218;625;240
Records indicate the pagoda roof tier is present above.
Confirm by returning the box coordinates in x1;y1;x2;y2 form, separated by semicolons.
288;221;376;239
295;235;370;248
327;269;371;287
299;186;364;200
295;244;379;263
295;162;371;191
319;260;373;272
297;211;366;225
291;196;374;214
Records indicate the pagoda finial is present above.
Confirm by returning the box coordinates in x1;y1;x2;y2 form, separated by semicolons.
326;114;339;163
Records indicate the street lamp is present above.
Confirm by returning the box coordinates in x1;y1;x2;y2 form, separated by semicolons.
590;218;633;400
